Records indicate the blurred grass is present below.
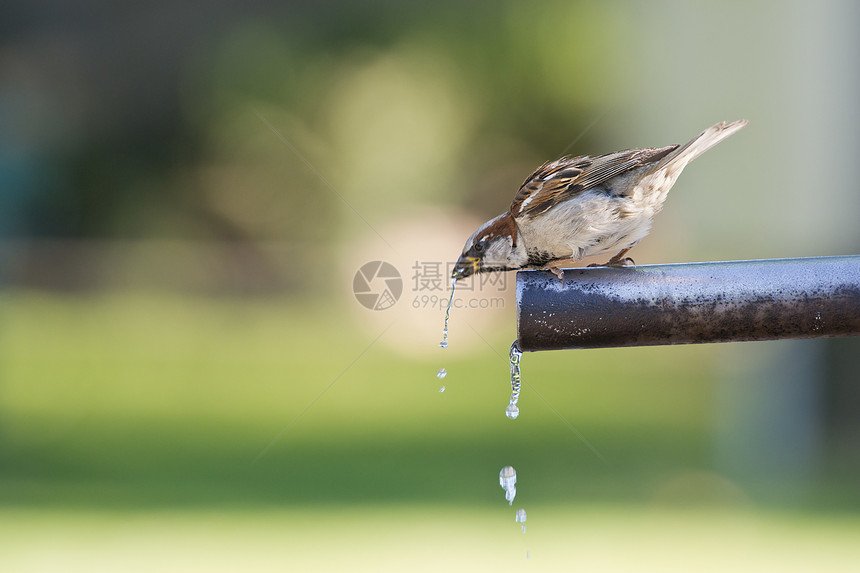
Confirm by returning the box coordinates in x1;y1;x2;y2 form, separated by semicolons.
1;293;858;572
0;291;854;512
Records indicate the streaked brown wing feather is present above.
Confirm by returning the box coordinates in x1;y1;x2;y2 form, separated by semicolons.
510;145;679;218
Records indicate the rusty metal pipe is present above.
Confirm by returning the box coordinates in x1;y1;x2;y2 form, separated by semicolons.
516;256;860;351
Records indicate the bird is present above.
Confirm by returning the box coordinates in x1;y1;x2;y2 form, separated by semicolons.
452;120;748;281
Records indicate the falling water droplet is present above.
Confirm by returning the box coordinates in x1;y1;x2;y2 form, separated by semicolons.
436;368;447;379
499;466;516;488
515;508;527;533
438;386;446;393
439;277;457;348
499;465;517;506
507;340;522;419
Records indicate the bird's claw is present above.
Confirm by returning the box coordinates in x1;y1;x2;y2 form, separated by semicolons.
589;257;635;268
610;257;635;267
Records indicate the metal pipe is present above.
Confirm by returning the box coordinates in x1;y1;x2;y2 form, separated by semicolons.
516;256;860;351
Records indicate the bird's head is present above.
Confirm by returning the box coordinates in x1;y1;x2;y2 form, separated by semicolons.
452;212;527;279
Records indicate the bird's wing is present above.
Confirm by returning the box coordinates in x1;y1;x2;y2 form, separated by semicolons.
510;145;679;218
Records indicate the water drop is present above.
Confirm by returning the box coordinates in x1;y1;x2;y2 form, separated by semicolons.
499;466;516;488
506;340;522;419
439;277;457;348
515;508;527;533
499;465;517;506
438;386;446;393
436;368;447;379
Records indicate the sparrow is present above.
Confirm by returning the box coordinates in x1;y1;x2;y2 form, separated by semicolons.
452;120;748;280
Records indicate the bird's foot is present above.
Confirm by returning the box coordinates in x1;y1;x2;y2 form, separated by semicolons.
588;257;635;268
589;247;635;268
541;259;577;282
609;257;635;267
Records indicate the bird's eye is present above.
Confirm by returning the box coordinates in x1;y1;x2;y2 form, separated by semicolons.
474;242;484;253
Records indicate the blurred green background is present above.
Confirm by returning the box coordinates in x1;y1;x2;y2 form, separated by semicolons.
1;0;859;571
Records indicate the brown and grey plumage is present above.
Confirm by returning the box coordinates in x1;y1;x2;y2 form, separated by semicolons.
452;120;748;279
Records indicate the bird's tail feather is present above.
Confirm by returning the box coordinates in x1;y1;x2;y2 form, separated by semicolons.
655;119;748;171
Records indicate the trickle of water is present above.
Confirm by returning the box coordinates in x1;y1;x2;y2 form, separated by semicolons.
436;368;447;379
515;509;527;533
499;465;517;506
439;277;457;348
506;340;522;419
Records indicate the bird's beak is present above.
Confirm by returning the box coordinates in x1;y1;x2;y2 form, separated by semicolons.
452;256;480;279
